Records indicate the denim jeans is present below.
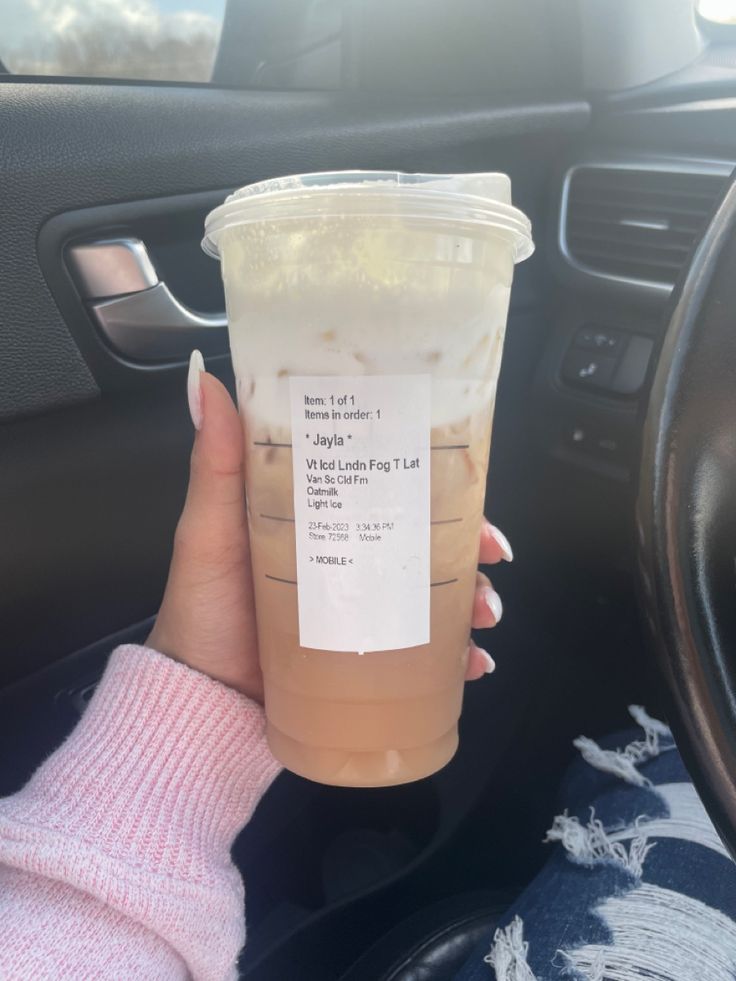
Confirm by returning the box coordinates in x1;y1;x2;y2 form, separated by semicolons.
453;707;736;980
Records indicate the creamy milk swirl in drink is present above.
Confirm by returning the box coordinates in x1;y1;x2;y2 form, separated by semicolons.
203;172;533;786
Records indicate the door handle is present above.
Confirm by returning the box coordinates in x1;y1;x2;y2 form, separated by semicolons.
67;237;227;362
92;282;227;361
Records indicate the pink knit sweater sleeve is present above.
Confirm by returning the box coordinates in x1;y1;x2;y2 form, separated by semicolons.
0;644;281;981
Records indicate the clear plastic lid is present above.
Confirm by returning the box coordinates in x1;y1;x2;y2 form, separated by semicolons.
202;170;534;262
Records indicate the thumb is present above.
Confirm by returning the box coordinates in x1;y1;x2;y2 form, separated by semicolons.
178;351;247;553
147;352;258;696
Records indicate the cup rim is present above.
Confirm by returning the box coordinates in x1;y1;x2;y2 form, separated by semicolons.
202;169;534;263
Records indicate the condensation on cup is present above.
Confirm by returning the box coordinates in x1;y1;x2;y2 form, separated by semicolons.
203;171;533;786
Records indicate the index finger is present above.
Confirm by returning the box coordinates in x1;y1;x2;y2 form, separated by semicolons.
479;518;513;565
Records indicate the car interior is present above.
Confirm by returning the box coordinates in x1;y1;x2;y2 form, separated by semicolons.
3;1;736;978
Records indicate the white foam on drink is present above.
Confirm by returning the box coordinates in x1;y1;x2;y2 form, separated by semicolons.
224;232;512;430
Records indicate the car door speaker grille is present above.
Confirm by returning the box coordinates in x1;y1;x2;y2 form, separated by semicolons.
562;165;730;288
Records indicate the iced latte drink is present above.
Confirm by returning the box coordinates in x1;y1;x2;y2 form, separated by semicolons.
203;172;533;786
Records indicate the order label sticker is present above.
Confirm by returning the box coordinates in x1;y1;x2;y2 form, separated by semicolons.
290;375;430;653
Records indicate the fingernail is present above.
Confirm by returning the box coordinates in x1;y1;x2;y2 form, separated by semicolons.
187;349;205;430
489;524;513;562
478;648;496;674
482;587;503;624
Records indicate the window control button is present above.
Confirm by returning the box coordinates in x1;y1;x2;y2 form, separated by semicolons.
610;335;654;396
561;350;618;390
575;326;624;355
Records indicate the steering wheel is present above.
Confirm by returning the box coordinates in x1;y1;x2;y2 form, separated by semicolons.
638;173;736;859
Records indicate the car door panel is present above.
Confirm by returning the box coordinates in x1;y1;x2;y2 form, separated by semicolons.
0;81;589;685
1;82;588;421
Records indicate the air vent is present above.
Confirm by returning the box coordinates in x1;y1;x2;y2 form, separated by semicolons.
562;165;730;289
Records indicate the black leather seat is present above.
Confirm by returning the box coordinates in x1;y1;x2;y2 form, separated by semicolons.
338;891;507;981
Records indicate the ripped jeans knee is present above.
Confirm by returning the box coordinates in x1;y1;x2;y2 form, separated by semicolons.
469;707;736;981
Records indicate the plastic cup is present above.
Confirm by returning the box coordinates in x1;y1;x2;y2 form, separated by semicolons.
203;171;532;786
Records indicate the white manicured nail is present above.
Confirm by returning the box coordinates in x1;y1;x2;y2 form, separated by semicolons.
483;587;503;624
187;349;205;430
489;524;513;562
478;648;496;674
